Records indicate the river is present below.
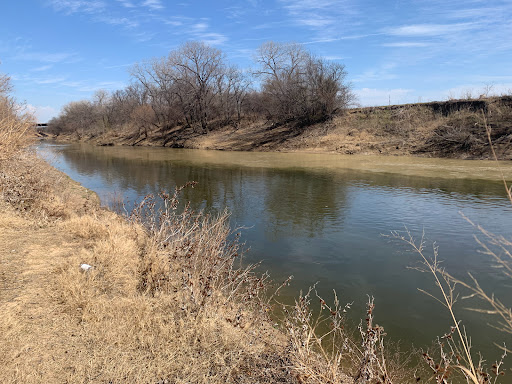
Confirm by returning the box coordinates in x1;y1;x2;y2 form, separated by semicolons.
38;141;512;361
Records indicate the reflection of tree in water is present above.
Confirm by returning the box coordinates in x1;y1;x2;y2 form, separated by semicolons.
263;169;348;239
44;142;512;364
52;143;510;240
54;144;256;218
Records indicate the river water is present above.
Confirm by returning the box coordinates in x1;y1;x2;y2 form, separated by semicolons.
38;142;512;361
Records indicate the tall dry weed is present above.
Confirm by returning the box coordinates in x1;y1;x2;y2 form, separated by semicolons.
129;185;270;314
47;188;295;383
282;284;415;384
0;77;34;162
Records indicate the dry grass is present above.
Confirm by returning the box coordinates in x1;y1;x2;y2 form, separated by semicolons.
0;153;296;383
0;95;34;162
0;149;420;383
282;286;417;384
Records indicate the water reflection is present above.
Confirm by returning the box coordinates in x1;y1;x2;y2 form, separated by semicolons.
39;142;512;361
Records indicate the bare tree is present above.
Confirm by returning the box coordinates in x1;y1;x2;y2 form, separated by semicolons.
130;104;157;140
0;73;12;96
167;41;226;134
130;60;179;129
255;41;352;124
93;89;114;132
215;66;251;126
53;100;97;138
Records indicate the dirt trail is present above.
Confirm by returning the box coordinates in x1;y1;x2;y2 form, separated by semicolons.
0;205;86;382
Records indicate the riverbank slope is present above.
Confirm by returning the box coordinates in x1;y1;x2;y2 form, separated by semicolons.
0;153;301;383
50;96;512;160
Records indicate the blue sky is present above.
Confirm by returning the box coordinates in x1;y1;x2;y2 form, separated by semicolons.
1;0;511;122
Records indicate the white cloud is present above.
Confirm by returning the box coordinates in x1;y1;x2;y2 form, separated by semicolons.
354;88;414;107
322;55;346;61
386;23;476;37
185;21;228;46
31;65;54;72
382;42;430;48
281;0;346;12
352;63;398;83
25;104;58;122
116;0;135;8
199;33;228;45
48;0;106;14
296;16;334;28
192;22;209;32
35;76;68;84
279;0;357;33
141;0;163;10
443;83;512;100
99;16;139;29
77;80;127;92
14;51;79;63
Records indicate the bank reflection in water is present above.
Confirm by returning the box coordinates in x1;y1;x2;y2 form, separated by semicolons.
40;142;512;361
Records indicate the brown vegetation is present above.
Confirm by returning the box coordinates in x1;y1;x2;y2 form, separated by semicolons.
1;152;415;383
388;122;512;383
51;92;512;160
0;75;34;161
3;67;511;383
0;69;403;383
47;40;353;142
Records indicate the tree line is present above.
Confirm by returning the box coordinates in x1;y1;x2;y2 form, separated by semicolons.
49;41;354;138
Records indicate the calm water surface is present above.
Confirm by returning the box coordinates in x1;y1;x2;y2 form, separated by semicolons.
38;142;512;360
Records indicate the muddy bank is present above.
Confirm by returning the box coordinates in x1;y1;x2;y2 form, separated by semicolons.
50;96;512;160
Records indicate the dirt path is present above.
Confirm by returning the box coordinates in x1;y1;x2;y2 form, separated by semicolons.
0;206;85;382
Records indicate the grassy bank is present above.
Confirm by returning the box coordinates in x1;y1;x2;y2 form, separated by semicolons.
2;93;423;383
5;81;510;382
49;96;512;160
0;152;298;383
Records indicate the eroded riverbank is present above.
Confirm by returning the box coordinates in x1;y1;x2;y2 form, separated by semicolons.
49;96;512;161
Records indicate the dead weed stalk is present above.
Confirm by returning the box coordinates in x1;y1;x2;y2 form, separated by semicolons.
129;184;270;315
284;285;397;384
392;229;508;383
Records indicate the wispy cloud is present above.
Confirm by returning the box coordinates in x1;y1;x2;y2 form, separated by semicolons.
116;0;135;8
34;76;68;84
104;62;134;69
322;55;347;61
353;63;398;83
282;0;348;12
354;87;414;106
14;51;80;63
141;0;163;10
57;79;126;92
382;42;431;48
187;21;228;45
443;83;512;100
385;23;476;37
48;0;106;14
75;80;127;92
279;0;357;34
191;22;208;32
31;64;54;72
99;16;139;28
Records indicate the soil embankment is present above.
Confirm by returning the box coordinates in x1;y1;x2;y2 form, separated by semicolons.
53;96;512;160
